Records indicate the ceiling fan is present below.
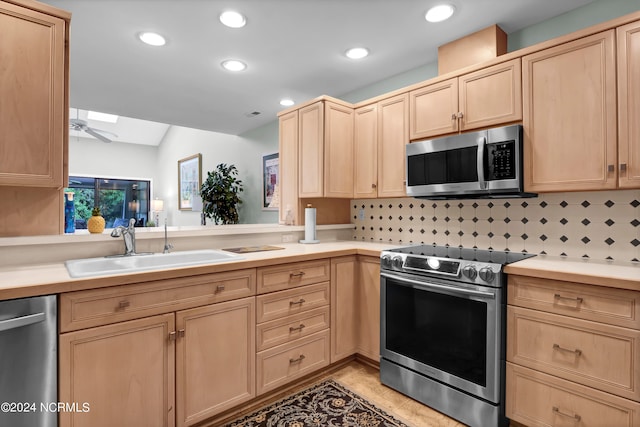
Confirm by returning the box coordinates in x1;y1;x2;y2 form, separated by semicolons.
69;116;118;143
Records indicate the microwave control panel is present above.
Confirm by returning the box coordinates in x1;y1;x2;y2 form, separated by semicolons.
487;140;516;180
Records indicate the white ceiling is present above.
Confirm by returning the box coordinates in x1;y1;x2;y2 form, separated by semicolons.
69;108;170;145
45;0;597;137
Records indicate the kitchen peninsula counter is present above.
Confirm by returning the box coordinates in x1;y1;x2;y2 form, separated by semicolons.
0;240;396;300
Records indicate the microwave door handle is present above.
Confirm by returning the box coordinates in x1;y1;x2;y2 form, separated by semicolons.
477;136;487;190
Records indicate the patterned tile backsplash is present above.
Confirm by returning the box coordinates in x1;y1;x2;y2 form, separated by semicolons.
351;189;640;262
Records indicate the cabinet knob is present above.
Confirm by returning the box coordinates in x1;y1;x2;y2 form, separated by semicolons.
608;164;615;173
552;406;581;422
289;298;306;306
451;113;457;120
214;284;225;293
289;324;305;333
620;163;627;173
290;272;305;278
457;112;464;119
117;301;130;310
372;183;377;189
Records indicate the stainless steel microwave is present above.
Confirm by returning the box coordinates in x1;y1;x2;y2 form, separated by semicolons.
405;124;536;199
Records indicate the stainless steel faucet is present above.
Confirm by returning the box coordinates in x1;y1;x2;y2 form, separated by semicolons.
110;218;137;255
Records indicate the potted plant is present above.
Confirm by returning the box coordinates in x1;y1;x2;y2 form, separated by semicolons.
199;163;244;225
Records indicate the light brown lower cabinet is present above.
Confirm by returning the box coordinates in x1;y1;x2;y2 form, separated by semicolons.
330;255;381;363
59;314;176;427
506;274;640;427
59;296;256;427
506;363;640;427
176;297;255;427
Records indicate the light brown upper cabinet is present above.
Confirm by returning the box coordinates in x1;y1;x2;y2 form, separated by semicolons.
354;94;408;199
617;20;640;189
523;31;617;192
298;100;354;198
278;110;299;224
409;58;522;140
0;0;68;188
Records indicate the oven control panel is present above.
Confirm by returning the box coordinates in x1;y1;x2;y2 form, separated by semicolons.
381;251;503;286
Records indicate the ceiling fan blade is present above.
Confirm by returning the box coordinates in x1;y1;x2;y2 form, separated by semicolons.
84;127;113;143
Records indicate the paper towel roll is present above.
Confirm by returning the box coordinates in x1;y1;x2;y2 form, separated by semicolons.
300;206;320;244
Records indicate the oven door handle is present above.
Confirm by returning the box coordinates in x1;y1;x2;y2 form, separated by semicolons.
381;272;495;299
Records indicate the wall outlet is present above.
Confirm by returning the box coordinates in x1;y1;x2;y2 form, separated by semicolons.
281;234;296;243
358;208;365;220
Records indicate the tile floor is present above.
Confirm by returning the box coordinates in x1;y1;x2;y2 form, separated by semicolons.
224;360;466;427
329;361;465;427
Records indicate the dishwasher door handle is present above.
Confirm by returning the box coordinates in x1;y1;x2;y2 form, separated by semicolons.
0;312;46;332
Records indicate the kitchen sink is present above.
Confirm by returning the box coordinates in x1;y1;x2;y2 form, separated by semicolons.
65;249;244;278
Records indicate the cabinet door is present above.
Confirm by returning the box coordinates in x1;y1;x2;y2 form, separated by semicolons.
59;314;175;427
357;256;381;361
459;58;522;131
354;104;378;198
409;78;458;140
298;102;324;197
617;20;640;189
330;256;358;363
523;30;617;192
176;297;255;427
378;93;408;198
278;110;299;224
0;2;65;187
324;102;354;198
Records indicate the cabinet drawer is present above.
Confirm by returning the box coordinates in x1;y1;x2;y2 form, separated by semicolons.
60;269;256;332
506;363;640;427
257;259;330;294
508;275;640;329
256;306;330;352
507;306;640;401
256;282;330;323
256;330;330;395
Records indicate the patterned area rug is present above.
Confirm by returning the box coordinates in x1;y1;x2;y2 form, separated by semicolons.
224;379;410;427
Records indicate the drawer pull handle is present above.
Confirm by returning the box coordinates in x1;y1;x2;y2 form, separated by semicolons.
552;406;581;422
117;301;130;310
290;299;306;306
553;343;582;356
289;354;306;364
554;294;583;304
215;285;226;293
289;324;306;333
290;272;306;278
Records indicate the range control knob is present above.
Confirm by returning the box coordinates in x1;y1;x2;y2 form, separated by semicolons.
462;265;477;280
479;267;495;283
381;255;392;269
392;256;404;270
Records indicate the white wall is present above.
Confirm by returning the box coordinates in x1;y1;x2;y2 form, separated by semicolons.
156;122;279;226
69;136;158;184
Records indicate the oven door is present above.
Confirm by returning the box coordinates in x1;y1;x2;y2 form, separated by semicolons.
380;271;503;404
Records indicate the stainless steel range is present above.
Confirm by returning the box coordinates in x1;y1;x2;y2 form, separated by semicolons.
379;245;535;427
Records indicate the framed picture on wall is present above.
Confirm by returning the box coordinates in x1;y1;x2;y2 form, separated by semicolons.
262;153;279;210
178;153;202;210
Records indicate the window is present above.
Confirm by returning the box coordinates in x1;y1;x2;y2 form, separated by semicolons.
68;176;151;229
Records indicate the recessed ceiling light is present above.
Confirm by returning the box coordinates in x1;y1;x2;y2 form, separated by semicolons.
221;59;247;72
220;10;246;28
345;47;369;59
280;99;295;107
425;4;455;22
138;32;166;46
88;111;119;123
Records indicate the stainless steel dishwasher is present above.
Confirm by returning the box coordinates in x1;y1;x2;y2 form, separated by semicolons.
0;295;57;427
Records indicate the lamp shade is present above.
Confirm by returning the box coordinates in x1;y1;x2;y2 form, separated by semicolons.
151;199;164;212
